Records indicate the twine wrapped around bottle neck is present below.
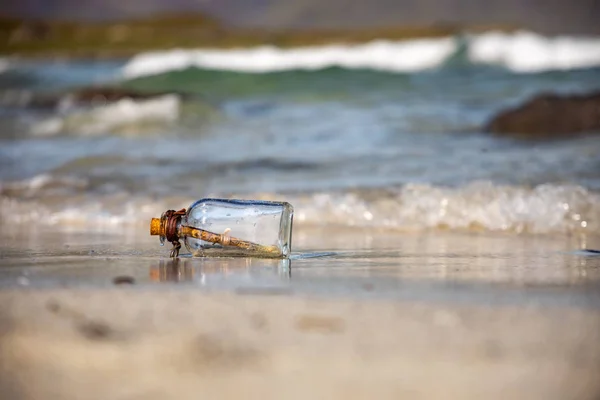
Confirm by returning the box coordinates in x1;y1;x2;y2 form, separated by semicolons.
150;209;186;242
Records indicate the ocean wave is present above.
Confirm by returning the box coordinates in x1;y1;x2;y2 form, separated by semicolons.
469;31;600;73
25;94;180;136
121;31;600;79
122;37;457;77
288;183;599;234
1;182;598;235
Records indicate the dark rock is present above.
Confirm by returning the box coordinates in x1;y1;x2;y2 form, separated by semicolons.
58;86;189;112
0;86;186;112
485;91;600;139
69;87;175;104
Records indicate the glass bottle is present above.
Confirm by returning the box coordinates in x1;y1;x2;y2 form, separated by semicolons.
150;198;293;258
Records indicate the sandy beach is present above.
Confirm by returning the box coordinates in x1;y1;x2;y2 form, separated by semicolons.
2;11;600;397
1;227;600;399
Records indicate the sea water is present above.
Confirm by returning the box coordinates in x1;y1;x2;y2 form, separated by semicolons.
0;31;599;237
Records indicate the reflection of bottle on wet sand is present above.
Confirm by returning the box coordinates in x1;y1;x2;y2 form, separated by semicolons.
149;259;194;282
150;199;294;258
149;258;291;282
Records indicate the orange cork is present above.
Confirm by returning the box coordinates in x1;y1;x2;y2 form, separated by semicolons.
150;218;163;236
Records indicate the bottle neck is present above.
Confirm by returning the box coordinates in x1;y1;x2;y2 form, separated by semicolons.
150;209;186;244
164;209;185;243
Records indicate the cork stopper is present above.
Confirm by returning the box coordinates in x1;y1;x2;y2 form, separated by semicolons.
150;218;163;236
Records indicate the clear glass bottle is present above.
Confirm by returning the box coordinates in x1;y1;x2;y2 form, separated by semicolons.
150;199;293;258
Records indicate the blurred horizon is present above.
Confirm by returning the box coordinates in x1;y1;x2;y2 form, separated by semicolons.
1;0;599;34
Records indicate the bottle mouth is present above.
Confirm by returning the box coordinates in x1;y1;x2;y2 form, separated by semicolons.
149;209;186;245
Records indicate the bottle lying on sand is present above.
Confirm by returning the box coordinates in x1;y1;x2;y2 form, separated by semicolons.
150;199;294;258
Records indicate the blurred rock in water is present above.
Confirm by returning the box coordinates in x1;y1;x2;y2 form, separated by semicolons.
60;87;189;112
0;87;194;136
485;91;600;139
1;87;185;111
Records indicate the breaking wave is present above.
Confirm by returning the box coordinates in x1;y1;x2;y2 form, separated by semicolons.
121;31;600;79
0;91;181;136
31;94;181;136
122;37;457;77
1;181;598;235
469;31;600;73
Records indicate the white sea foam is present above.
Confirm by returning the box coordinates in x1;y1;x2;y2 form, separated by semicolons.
286;182;599;234
2;182;598;235
468;31;600;72
29;94;180;136
121;31;600;79
122;38;458;78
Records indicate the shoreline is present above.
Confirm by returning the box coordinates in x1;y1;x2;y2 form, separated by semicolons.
2;226;599;286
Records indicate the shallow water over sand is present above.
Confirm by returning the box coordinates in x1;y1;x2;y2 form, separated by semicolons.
2;226;599;309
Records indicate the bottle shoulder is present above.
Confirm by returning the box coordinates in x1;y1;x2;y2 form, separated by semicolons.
187;198;293;213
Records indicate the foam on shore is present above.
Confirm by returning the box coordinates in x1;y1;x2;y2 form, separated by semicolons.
1;182;598;235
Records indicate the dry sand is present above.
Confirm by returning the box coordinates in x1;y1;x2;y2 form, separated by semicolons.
2;289;600;400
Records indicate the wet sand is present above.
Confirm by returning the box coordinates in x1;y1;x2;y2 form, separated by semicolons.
1;226;600;399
